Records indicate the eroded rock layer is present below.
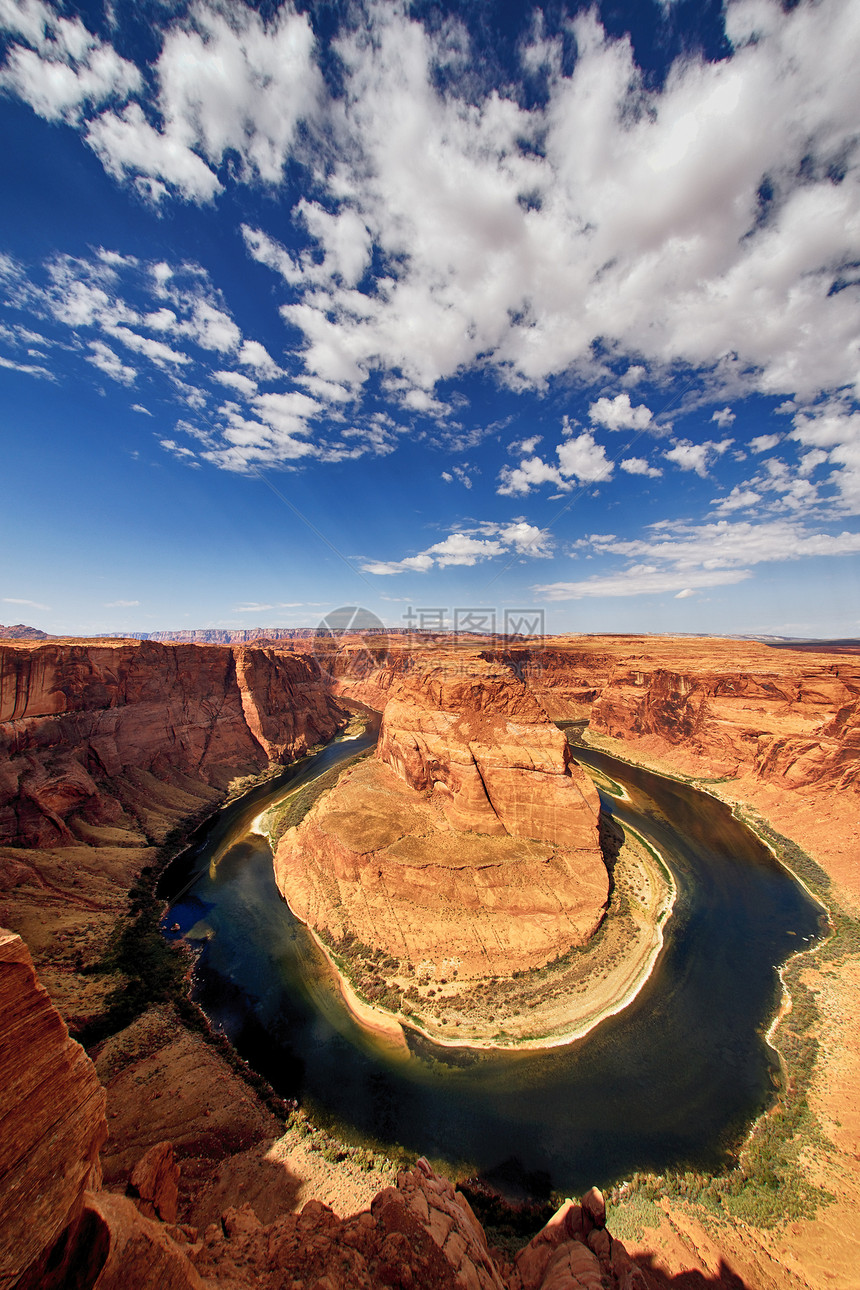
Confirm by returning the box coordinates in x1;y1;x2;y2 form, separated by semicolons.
0;639;346;849
0;638;347;1030
0;928;106;1289
275;654;607;986
275;756;607;981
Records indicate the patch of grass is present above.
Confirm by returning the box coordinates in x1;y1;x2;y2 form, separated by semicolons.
607;1196;664;1241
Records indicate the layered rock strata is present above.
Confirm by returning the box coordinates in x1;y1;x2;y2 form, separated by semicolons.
275;656;608;1028
0;928;106;1288
0;639;346;849
0;638;347;1028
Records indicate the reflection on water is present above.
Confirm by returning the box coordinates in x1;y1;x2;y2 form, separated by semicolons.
160;728;823;1196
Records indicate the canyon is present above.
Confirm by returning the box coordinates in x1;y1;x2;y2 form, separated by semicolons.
0;630;859;1288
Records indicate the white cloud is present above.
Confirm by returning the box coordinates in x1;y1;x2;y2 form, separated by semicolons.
104;598;139;607
557;431;613;482
441;464;474;489
212;370;257;398
498;454;567;497
76;3;322;203
425;534;503;567
509;434;542;455
675;588;697;599
621;456;662;478
131;403;152;415
4;0;860;471
749;433;781;453
107;325;190;366
0;353;52;378
86;102;221;203
232;602;306;613
0;0;141;123
296;375;351;404
237;339;281;378
534;517;860;599
362;517;552;575
589;392;653;432
257;0;860;405
3;596;50;610
499;422;613;495
710;486;761;513
87;339;136;384
536;566;751;600
401;387;451;416
154;3;321;186
790;405;860;513
664;437;733;476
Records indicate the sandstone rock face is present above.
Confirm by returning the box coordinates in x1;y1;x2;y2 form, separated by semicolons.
128;1142;180;1224
376;657;601;848
0;640;346;848
275;757;607;982
0;928;106;1289
589;654;860;790
275;653;607;988
182;1161;644;1290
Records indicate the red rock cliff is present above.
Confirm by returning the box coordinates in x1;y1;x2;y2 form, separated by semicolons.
377;654;601;850
0;928;106;1288
0;640;346;849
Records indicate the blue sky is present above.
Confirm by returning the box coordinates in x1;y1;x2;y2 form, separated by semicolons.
1;0;859;638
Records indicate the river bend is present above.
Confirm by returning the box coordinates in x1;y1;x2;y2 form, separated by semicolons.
159;723;822;1197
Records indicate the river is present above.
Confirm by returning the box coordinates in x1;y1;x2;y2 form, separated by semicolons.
158;722;823;1198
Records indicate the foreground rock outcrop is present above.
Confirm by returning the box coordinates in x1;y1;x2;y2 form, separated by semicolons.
0;929;106;1288
0;925;658;1289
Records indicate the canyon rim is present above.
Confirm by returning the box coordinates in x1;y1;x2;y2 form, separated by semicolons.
1;627;859;1288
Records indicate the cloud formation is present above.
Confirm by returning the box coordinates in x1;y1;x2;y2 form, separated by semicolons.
2;0;858;411
535;519;860;600
363;519;552;575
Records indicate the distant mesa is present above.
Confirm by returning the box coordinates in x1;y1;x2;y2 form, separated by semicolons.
0;623;52;639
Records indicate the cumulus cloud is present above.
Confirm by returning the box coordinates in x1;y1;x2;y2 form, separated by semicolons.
749;433;782;453
499;420;613;495
362;518;551;575
589;393;653;432
790;405;860;512
0;0;141;123
664;437;733;477
212;369;257;398
2;0;858;411
87;339;136;383
711;407;735;428
621;457;662;478
710;486;761;514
